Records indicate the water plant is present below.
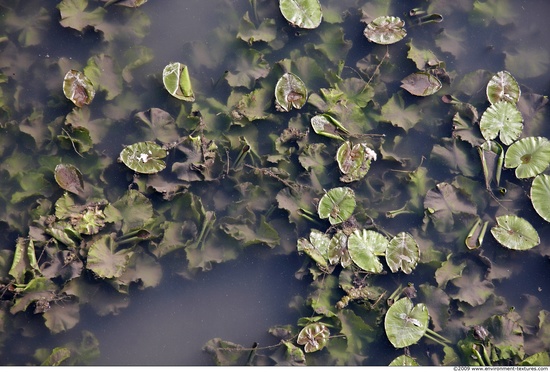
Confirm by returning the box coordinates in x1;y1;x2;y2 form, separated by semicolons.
0;0;549;366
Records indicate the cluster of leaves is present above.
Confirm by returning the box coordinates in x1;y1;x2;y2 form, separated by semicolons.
0;0;549;366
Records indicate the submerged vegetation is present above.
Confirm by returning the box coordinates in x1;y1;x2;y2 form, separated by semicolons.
0;0;550;366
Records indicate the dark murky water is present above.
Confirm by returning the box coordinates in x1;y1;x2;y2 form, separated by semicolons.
1;0;550;366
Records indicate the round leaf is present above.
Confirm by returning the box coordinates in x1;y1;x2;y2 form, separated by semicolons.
386;232;420;274
531;174;550;222
162;62;195;102
279;0;322;29
63;70;95;107
275;72;307;112
389;355;419;366
296;323;330;353
486;70;521;105
54;164;85;197
119;141;167;174
363;16;407;45
490;215;540;250
347;229;388;274
384;297;429;348
401;72;442;97
479;101;523;145
336;141;376;183
317;187;356;225
504;136;550;179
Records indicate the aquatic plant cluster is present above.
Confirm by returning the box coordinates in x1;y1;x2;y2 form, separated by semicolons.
0;0;550;366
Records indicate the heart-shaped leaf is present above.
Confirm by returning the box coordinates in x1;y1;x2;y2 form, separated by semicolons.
296;323;330;353
531;174;550;222
279;0;322;29
363;16;407;45
317;187;356;225
63;69;95;107
347;229;388;274
275;72;307;112
386;232;419;274
504;136;550;179
401;72;442;97
336;141;377;183
119;141;167;174
491;215;540;250
384;297;429;348
479;101;523;145
486;70;521;105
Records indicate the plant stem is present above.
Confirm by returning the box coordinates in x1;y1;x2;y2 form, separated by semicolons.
426;328;452;346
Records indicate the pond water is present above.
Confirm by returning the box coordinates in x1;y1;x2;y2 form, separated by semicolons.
1;0;550;367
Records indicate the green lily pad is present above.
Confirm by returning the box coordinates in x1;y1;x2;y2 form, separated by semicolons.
491;215;540;250
54;164;85;197
63;70;95;107
389;355;419;366
401;72;442;97
275;72;307;112
384;297;429;348
336;141;377;183
317;187;356;225
296;323;330;353
119;141;167;174
347;229;388;274
486;70;521;105
297;229;330;271
310;114;349;141
386;232;419;274
327;231;352;268
162;62;195;102
504;136;550;179
363;16;407;45
531;174;550;222
279;0;322;29
479;101;523;145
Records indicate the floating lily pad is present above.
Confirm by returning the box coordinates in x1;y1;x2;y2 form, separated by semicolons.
389;355;420;366
336;141;377;183
162;62;195;102
296;323;329;353
386;232;419;274
54;164;85;197
504;136;550;179
119;141;167;174
491;215;540;250
363;16;407;45
531;174;550;222
63;70;95;107
486;71;521;105
327;231;352;268
310;114;348;141
279;0;322;29
401;72;442;97
275;72;307;112
479;101;523;145
297;229;330;271
317;187;356;225
384;297;429;348
347;229;388;274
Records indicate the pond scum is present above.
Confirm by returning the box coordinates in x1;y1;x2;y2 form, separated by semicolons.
0;0;550;366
